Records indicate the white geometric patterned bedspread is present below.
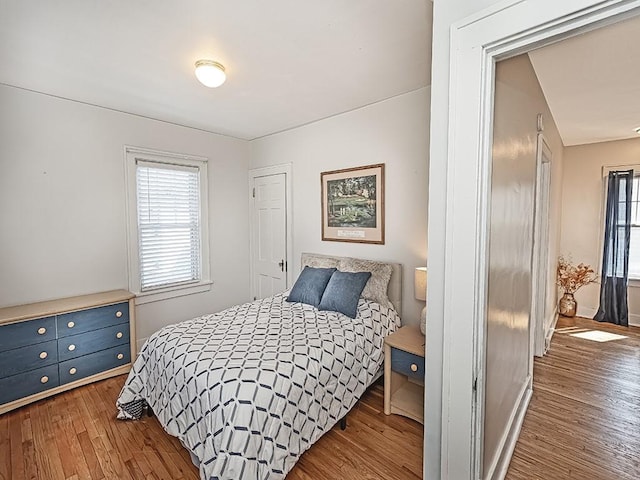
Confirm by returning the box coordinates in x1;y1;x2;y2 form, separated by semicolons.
116;293;400;480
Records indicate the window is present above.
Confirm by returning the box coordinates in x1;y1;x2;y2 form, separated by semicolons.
126;147;210;303
629;175;640;279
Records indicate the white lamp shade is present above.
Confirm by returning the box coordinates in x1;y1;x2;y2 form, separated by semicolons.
414;267;427;302
195;60;226;88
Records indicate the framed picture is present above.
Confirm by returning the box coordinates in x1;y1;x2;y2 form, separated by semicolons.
321;163;385;244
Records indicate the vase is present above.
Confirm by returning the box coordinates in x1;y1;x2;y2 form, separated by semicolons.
559;292;577;317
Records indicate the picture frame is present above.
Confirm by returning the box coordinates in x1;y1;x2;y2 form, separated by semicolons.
321;163;385;244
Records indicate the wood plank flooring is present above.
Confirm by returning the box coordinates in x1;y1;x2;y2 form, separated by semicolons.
506;316;640;480
5;315;634;480
0;376;423;480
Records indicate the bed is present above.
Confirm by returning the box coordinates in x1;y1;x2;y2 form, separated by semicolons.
116;253;402;480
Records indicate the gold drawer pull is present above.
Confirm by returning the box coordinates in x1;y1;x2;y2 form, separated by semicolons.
115;311;123;318
67;321;75;328
410;363;418;372
37;327;46;335
116;332;123;339
40;376;49;384
117;353;124;360
69;367;77;375
68;344;76;352
39;351;48;360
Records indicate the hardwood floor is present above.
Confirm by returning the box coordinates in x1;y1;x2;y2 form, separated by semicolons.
6;315;635;480
0;377;423;480
506;316;640;480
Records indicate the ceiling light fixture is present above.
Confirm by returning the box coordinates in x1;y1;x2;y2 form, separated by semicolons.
634;127;640;135
194;60;226;88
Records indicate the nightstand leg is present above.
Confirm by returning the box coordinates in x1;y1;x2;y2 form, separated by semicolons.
384;344;391;415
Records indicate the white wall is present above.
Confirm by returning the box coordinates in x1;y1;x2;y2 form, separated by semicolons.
0;85;251;345
250;87;430;325
427;2;507;477
561;138;640;326
484;53;564;478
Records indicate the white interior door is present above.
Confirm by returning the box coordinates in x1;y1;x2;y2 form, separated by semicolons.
251;173;287;299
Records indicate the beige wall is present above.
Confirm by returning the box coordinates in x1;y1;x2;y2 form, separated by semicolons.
484;53;564;478
560;137;640;326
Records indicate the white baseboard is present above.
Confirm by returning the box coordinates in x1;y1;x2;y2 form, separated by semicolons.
485;377;533;480
576;305;597;319
544;308;558;353
576;306;640;326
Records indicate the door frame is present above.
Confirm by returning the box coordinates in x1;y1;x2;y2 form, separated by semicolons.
433;1;640;479
532;133;553;358
248;164;294;299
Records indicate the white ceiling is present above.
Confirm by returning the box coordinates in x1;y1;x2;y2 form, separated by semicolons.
529;14;640;146
0;1;432;140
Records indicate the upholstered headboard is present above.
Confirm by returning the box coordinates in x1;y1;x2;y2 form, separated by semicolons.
300;252;403;317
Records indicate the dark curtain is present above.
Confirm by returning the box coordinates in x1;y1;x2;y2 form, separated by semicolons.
594;170;633;326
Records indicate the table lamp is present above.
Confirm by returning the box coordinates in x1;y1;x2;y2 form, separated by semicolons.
414;267;427;335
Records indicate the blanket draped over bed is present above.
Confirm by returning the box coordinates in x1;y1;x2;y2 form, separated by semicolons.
117;293;400;480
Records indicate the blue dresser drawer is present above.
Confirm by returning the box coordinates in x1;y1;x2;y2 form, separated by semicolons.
58;323;129;361
0;364;59;406
391;348;425;380
57;302;129;337
59;345;130;385
0;316;56;353
0;339;58;378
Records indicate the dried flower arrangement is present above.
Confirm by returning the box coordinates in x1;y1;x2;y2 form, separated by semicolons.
556;256;597;294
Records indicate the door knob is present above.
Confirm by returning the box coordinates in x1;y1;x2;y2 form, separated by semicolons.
278;259;285;272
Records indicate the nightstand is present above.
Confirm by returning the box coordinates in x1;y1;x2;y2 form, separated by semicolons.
384;325;425;424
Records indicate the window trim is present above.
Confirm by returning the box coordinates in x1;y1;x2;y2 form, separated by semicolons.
124;146;211;305
598;165;640;284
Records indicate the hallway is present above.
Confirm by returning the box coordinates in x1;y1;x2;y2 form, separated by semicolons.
506;317;640;479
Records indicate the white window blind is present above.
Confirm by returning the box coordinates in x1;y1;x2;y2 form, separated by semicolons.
136;160;202;291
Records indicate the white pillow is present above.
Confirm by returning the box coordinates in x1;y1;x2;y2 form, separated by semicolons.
301;254;340;269
338;257;393;308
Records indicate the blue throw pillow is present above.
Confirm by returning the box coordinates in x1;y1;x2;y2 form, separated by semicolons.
286;266;337;307
318;270;372;319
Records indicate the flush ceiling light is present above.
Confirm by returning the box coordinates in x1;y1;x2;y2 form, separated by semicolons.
194;60;226;88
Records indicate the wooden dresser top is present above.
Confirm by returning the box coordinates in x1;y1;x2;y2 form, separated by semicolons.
0;290;134;326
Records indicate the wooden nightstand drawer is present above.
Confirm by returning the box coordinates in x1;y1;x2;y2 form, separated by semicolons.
0;364;60;406
58;323;130;361
57;302;129;337
391;348;425;381
0;316;56;352
0;340;58;378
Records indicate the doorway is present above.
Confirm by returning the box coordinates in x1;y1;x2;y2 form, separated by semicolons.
428;2;640;479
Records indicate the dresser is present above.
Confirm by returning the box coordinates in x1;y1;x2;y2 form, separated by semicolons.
0;290;135;415
384;325;425;424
